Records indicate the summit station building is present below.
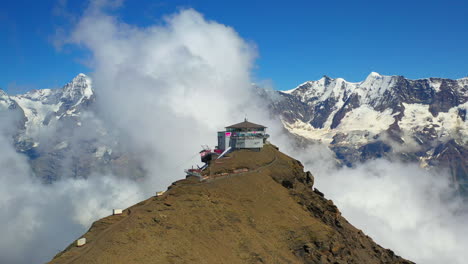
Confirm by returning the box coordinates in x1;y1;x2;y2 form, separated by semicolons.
217;119;269;151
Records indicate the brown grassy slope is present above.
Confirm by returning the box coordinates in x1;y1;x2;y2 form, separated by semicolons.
49;144;413;264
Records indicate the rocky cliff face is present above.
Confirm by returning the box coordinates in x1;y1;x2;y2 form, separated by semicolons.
264;73;468;195
49;145;413;264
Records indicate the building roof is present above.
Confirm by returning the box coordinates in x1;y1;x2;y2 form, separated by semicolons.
226;119;267;129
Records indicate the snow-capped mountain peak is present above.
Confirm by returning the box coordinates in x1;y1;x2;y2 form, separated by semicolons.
5;74;95;140
367;71;381;77
62;73;93;102
360;73;397;100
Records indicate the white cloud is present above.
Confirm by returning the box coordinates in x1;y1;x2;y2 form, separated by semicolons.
300;152;468;264
0;127;144;264
68;5;271;191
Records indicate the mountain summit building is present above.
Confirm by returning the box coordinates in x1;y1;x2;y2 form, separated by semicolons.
217;119;269;151
185;119;270;177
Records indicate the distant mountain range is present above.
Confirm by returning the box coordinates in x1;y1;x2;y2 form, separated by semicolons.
1;72;467;195
0;74;142;183
265;72;467;195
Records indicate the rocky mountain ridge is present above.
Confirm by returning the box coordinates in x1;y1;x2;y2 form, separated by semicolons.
266;72;468;195
1;72;466;193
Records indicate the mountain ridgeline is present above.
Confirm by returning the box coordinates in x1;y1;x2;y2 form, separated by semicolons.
0;72;466;194
263;72;468;195
0;74;144;183
49;145;413;264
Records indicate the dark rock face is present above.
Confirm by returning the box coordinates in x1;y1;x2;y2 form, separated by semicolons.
262;73;468;195
260;89;313;124
430;140;468;196
331;93;360;129
458;108;467;121
429;79;466;116
311;97;339;128
359;141;392;162
393;76;434;105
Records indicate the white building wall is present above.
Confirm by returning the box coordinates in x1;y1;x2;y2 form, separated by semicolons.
233;137;263;149
218;130;265;150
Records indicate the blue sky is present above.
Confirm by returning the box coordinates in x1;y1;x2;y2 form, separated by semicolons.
1;0;467;93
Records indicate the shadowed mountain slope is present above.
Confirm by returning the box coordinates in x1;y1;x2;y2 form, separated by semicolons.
50;144;412;264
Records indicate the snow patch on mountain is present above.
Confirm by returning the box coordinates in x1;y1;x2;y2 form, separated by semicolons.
95;146;112;158
400;102;468;144
282;105;397;144
429;79;443;93
338;106;395;134
282;119;336;143
12;95;62;138
54;141;69;150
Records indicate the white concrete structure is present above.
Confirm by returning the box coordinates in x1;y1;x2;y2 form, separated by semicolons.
113;209;123;215
77;237;86;247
